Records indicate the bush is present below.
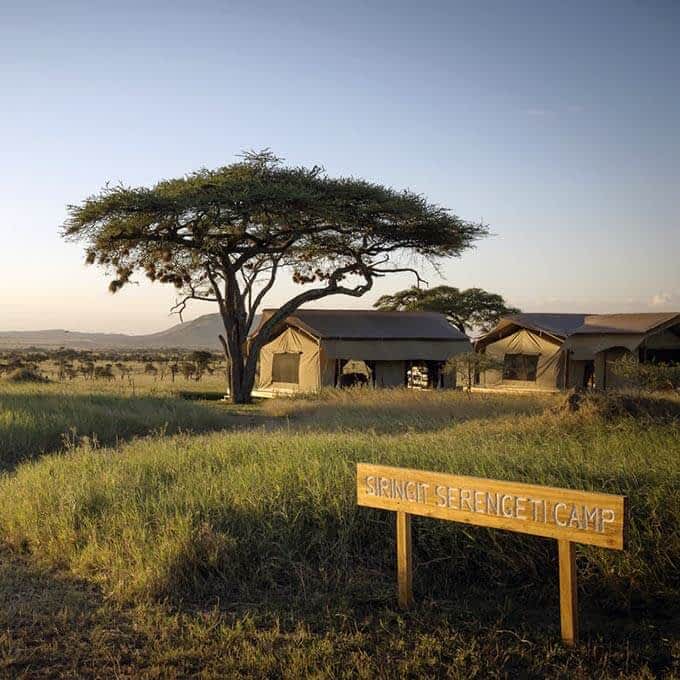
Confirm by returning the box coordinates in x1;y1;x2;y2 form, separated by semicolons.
610;354;680;391
4;367;50;384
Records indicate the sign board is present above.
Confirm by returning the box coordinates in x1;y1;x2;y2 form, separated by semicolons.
356;463;628;645
357;464;626;549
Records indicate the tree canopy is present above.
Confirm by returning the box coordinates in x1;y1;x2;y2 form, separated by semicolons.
64;151;488;402
374;285;519;333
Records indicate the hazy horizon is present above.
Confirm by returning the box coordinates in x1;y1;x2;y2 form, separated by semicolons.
2;1;679;334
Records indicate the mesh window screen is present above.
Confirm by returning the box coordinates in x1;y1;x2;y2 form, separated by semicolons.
502;354;539;381
272;353;300;383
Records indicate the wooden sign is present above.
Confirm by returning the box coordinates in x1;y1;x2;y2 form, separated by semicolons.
356;463;628;645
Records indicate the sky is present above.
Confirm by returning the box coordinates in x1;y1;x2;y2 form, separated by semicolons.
1;0;679;333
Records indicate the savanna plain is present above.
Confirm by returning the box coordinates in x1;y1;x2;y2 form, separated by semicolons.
0;373;678;678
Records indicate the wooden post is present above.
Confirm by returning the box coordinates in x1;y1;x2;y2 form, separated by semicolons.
396;511;413;608
558;540;578;645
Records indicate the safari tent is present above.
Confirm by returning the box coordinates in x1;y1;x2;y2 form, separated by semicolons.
475;312;680;391
250;309;471;395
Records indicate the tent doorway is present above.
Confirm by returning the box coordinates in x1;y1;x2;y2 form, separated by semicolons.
336;359;372;387
582;361;595;389
406;361;445;389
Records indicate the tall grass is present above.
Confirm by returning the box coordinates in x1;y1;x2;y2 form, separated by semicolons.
0;391;677;619
0;382;234;470
263;386;558;432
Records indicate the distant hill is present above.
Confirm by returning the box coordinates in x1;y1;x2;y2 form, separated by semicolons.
0;314;261;351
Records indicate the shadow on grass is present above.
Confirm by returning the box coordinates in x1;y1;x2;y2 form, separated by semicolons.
262;395;552;434
147;476;679;679
163;560;679;678
4;539;676;678
3;461;679;676
0;547;150;677
175;448;677;672
0;391;274;472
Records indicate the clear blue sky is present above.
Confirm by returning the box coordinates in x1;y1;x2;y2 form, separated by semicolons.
1;0;678;332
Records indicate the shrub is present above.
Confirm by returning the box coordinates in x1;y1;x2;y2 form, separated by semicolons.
610;354;680;391
4;367;50;384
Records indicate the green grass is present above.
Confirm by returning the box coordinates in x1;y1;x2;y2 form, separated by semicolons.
0;387;678;677
0;381;242;471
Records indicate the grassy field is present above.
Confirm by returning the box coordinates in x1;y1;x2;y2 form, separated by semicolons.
0;377;246;471
0;381;678;677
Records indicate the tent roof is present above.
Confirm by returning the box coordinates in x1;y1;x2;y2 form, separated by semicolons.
477;311;680;348
571;312;680;335
476;313;589;346
254;309;468;341
504;313;590;338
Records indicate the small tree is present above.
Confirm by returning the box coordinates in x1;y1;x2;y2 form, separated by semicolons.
63;151;487;403
445;352;503;391
94;364;115;381
181;362;196;381
144;362;158;378
189;350;212;381
79;361;95;380
57;358;69;382
374;285;519;334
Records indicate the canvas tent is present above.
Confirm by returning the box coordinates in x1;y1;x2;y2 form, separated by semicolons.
251;309;471;394
475;312;680;391
563;313;680;389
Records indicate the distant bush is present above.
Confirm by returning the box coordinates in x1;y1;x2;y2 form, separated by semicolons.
5;367;50;384
610;354;680;391
560;389;680;423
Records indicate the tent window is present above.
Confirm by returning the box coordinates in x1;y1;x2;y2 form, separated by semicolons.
272;352;300;384
643;348;680;364
503;354;539;381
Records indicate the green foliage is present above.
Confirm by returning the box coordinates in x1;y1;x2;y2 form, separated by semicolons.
63;151;488;401
610;354;680;391
0;384;233;470
63;153;486;293
374;285;519;332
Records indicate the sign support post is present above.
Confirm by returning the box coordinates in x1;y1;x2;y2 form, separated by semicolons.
396;511;413;608
558;539;578;645
357;463;627;645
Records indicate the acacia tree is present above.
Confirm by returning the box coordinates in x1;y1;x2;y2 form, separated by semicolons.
374;285;519;334
64;151;487;403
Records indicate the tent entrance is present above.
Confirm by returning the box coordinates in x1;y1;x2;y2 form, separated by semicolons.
582;360;595;389
335;359;372;387
406;361;445;389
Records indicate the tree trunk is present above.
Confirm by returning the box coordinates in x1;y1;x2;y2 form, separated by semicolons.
227;356;258;403
219;329;258;404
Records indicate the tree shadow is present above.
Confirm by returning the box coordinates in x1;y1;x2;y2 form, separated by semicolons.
148;468;678;679
0;547;150;677
0;390;269;472
261;394;551;434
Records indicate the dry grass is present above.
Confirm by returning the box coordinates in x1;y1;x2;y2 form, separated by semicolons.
262;386;560;432
0;381;242;471
0;386;678;677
